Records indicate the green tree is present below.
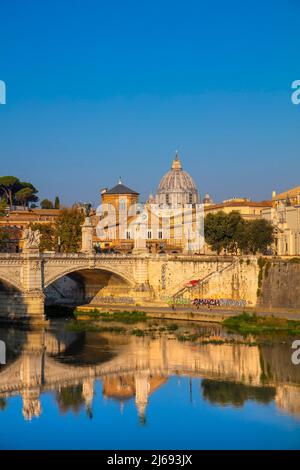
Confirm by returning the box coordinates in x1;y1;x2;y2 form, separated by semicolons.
0;176;20;206
0;197;6;216
15;187;37;207
205;211;274;255
55;207;84;252
30;223;55;252
205;211;245;254
224;211;245;254
40;199;54;209
247;219;274;254
234;220;250;253
17;181;39;206
0;177;39;207
54;196;60;209
204;211;228;254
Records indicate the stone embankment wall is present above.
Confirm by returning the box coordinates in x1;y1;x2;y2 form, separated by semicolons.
148;256;259;306
258;258;300;309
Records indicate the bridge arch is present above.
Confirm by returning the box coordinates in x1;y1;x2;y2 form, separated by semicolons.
44;264;136;307
44;264;135;289
0;274;23;293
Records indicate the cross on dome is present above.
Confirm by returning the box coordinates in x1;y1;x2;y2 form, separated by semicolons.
172;151;182;170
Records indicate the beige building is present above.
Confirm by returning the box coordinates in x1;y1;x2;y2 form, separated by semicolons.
272;185;300;208
262;199;300;256
204;198;272;220
0;208;61;231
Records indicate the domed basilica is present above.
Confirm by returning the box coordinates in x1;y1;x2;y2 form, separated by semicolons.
155;152;199;207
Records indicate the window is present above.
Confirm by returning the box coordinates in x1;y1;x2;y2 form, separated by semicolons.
158;230;163;239
147;231;152;239
166;194;169;204
189;193;193;204
119;198;127;211
126;231;131;239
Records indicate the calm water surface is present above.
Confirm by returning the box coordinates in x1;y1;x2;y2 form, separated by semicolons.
0;318;300;449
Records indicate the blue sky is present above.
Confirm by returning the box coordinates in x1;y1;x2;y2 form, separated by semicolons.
0;0;299;206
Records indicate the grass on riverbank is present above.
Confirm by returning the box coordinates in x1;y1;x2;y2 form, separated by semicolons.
66;318;179;336
74;309;148;324
223;312;300;335
66;321;127;333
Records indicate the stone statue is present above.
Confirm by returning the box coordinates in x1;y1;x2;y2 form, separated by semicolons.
83;203;92;218
23;227;41;250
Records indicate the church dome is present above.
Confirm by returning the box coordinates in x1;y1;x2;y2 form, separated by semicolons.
155;153;199;206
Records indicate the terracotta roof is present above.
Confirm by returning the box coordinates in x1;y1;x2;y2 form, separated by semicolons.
205;200;272;211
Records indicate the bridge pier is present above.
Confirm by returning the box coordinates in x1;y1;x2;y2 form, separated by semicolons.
22;291;46;325
20;248;47;324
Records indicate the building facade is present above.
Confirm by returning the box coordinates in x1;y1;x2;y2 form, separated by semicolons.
262;189;300;256
272;185;300;208
204;198;272;220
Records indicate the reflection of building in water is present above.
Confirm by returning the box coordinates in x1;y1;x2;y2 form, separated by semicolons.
22;388;41;421
1;328;300;421
19;331;45;421
275;385;300;419
82;378;94;410
102;372;167;422
135;372;150;423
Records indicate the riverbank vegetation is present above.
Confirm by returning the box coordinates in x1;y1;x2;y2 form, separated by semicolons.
223;312;300;335
74;309;148;324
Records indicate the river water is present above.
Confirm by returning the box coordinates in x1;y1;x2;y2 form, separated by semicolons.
0;318;300;449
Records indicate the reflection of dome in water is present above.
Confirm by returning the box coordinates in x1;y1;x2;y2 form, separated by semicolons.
155;152;199;206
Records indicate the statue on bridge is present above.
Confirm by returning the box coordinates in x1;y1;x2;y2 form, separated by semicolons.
23;227;41;251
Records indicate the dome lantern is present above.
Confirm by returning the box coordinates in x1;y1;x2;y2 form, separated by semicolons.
171;151;182;170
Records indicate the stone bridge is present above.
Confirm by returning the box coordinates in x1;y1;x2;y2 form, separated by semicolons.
0;250;259;323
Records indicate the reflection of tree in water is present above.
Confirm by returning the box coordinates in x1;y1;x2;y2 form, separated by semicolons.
0;398;7;411
56;385;85;415
201;380;276;407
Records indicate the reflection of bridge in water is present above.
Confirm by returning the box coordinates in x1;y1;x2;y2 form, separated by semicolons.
0;326;300;421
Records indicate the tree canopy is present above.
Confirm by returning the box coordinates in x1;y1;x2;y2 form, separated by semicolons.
29;208;84;253
55;208;84;252
40;199;54;209
30;223;55;252
204;211;274;255
0;176;39;208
